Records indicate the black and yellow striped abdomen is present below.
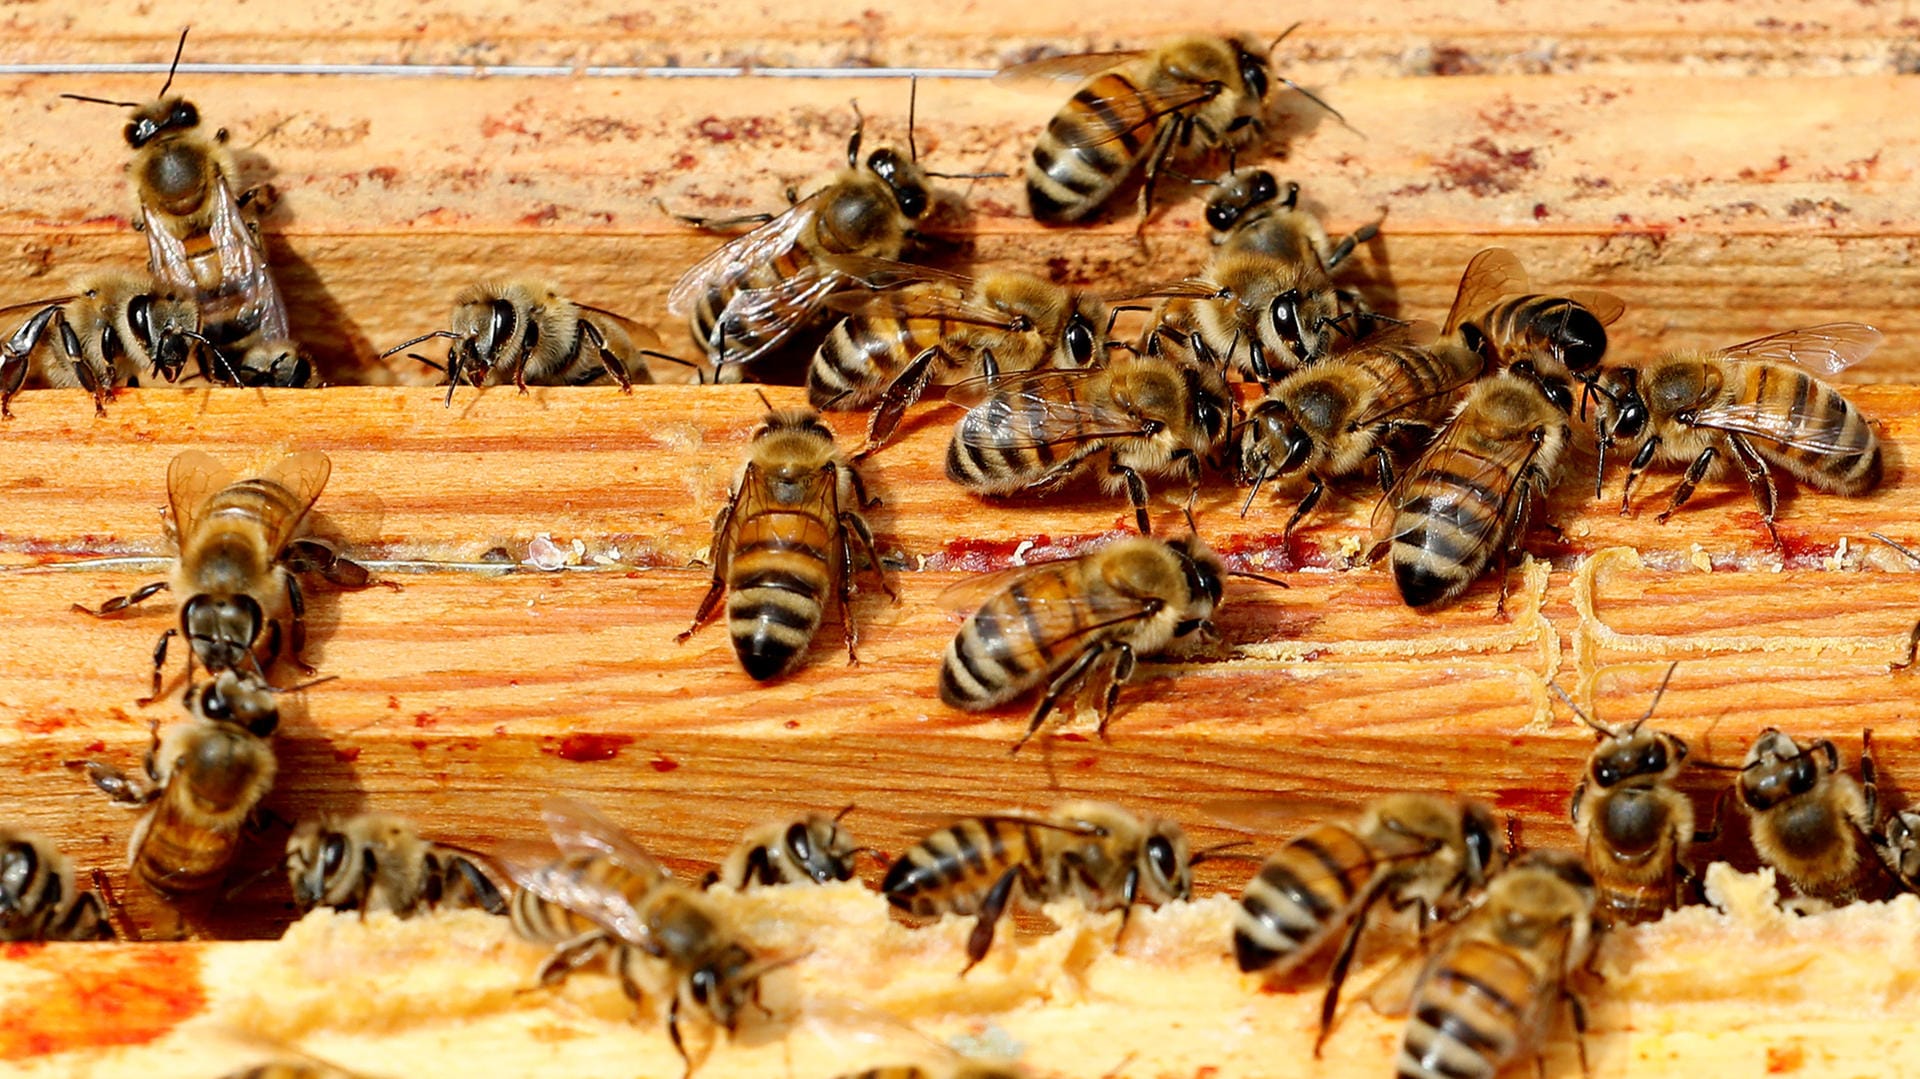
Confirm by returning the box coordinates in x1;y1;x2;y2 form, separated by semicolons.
134;798;245;897
1027;72;1154;224
689;245;819;370
726;502;837;682
1396;939;1543;1079
508;851;660;945
939;562;1130;710
1387;438;1522;610
944;381;1102;495
1728;361;1882;493
808;296;954;410
880;817;1045;917
1232;822;1380;973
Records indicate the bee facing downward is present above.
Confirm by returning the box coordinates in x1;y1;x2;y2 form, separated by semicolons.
0;827;117;941
679;406;891;681
74;449;376;703
1737;728;1880;905
286;813;506;917
882;800;1193;971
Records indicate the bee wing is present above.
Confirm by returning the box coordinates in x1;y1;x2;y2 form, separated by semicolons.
1043;79;1235;151
666;194;820;318
254;450;334;551
499;847;655;950
709;265;847;369
992;51;1144;87
1564;290;1626;328
206;175;293;343
934;558;1086;613
0;294;77;320
1368;402;1547;550
539;795;669;879
573;303;667;351
946;370;1142;451
166;450;235;538
1441;248;1528;336
1712;322;1883;376
1107;277;1230;303
1682;400;1876;455
1348;325;1482;428
819;254;978;293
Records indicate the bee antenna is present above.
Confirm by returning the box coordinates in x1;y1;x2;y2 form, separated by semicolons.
753;388;776;414
1869;531;1920;566
379;329;458;360
1182;503;1199;536
276;674;340;695
924;169;1009;180
1189;839;1258;866
159;27;190;99
1547;680;1614;737
1280;76;1358;136
1239;462;1269;518
1226;568;1289;589
637;348;708;385
1630;661;1680;734
1267;21;1306;57
406;352;446;374
906;75;918;163
832;802;858;824
59;93;142;109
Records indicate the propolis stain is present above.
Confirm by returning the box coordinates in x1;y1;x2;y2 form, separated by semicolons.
553;733;634;762
0;946;204;1058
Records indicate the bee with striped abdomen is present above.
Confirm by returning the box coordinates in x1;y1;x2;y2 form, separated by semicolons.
882;800;1192;971
809;258;1114;453
1386;850;1598;1079
678;406;890;682
1556;665;1710;926
509;796;793;1070
938;533;1225;752
1442;247;1624;415
1004;32;1333;225
1370;366;1572;610
1737;728;1880;905
1232;795;1503;1054
379;280;679;402
668;92;955;382
1237;320;1483;536
286;812;506;917
1596;323;1884;548
74;449;376;703
76;669;305;897
0;827;116;941
0;273;222;416
709;806;864;889
63;29;294;373
944;336;1232;535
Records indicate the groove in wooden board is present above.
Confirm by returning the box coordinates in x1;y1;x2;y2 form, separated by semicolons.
0;386;1911;576
3;72;1918;380
4;1;1914;75
1572;547;1920;666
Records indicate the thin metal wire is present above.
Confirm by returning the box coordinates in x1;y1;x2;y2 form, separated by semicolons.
0;554;663;576
0;62;995;79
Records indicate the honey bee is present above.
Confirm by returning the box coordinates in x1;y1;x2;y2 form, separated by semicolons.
1237;321;1483;535
1387;850;1597;1079
0;827;116;941
63;30;293;367
938;533;1226;752
882;800;1193;970
1554;665;1711;926
1876;809;1920;894
1595;323;1884;548
0;273;225;416
1736;728;1879;904
944;338;1232;535
1173;169;1383;380
808;258;1116;452
286;813;506;917
76;669;303;897
1442;247;1624;415
73;450;374;703
1232;796;1503;1054
1370;367;1572;610
677;406;891;681
708;806;865;889
1003;32;1335;224
508;796;792;1068
667;95;951;381
379;280;686;404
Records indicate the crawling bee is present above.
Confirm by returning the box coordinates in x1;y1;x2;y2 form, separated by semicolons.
1877;809;1920;894
1169;169;1383;380
1387;850;1598;1079
1004;32;1333;224
808;258;1115;452
1371;367;1572;610
708;806;864;889
678;406;890;682
1442;247;1624;414
1737;728;1879;905
1233;795;1503;1054
944;336;1232;535
1596;323;1883;547
0;273;224;416
76;669;305;897
882;800;1192;970
0;827;116;941
1556;666;1710;926
63;29;294;370
509;796;794;1070
380;280;682;403
286;812;506;917
938;533;1225;752
1237;320;1483;535
668;92;957;380
74;450;375;703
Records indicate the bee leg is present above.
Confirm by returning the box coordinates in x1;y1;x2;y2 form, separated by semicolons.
1894;620;1919;672
83;871;133;941
284;574;313;673
1108;456;1152;535
960;867;1021;974
1725;433;1783;548
449;855;507;915
858;347;941;456
134;627;180;707
1093;644;1137;740
1654;445;1717;525
1280;476;1325;541
534;930;613;990
667;993;695;1079
0;303;66;419
1621;436;1661;516
77;717;160;806
71;580;171;618
578;319;634;394
840;510;893;602
1563;987;1593;1079
1012;642;1111;754
678;477;745;643
1322;216;1383;273
1314;884;1394;1058
1133;117;1185;233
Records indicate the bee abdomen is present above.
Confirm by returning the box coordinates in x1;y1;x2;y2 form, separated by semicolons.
882;819;1021;916
1757;371;1883;493
1397;942;1532;1079
1233;825;1375;973
1026;74;1147;224
1594;879;1676;926
727;561;829;683
134;807;240;896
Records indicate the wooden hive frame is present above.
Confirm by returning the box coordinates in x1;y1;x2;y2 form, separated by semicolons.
1;2;1918;1076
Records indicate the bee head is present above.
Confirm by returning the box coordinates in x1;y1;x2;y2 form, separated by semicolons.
1604;367;1650;439
1460;802;1505;885
1204;168;1286;234
1739;730;1831;811
1061;312;1098;366
1590;729;1677;788
181;594;265;675
866;147;931;220
1234;43;1272;102
1138;819;1193;903
784;815;858;884
688;943;760;1030
1172;537;1226;613
125;96;201;149
191;669;281;737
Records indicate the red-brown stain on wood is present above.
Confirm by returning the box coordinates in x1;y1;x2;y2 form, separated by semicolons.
0;946;204;1059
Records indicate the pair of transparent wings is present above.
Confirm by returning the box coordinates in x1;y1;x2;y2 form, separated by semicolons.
505;795;672;950
994;51;1230;152
166;449;330;552
666;191;845;369
1317;320;1491;430
1664;322;1884;454
1440;248;1625;338
1366;375;1556;549
146;173;292;343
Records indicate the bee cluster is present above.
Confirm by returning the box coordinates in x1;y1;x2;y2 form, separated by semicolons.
0;19;1914;1079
